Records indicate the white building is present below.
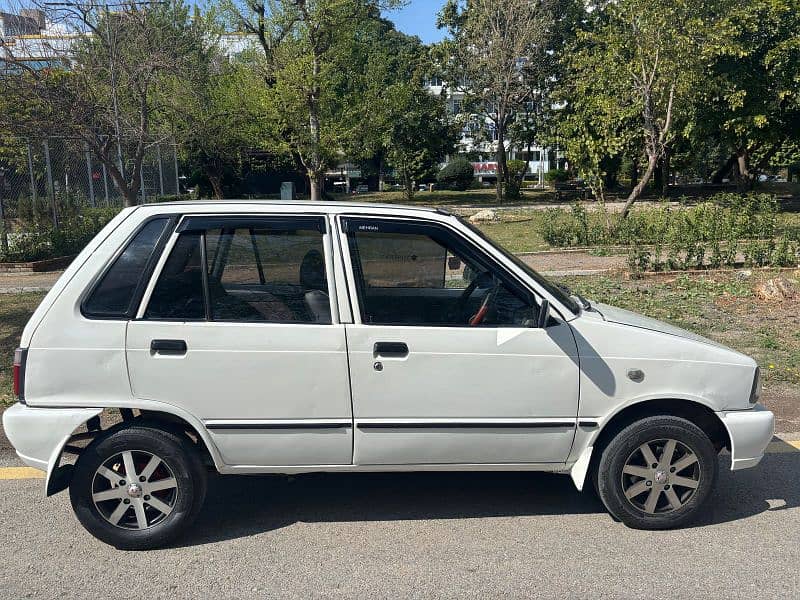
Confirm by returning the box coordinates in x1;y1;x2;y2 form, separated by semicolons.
424;77;560;184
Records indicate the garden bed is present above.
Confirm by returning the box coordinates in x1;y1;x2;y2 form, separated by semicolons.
0;255;75;272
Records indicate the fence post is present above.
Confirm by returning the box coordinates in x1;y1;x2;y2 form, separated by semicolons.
85;146;96;207
102;163;110;206
139;166;146;204
43;139;59;229
0;167;8;256
173;140;180;196
156;143;165;197
26;141;39;221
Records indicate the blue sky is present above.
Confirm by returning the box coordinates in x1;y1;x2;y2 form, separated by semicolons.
383;1;448;44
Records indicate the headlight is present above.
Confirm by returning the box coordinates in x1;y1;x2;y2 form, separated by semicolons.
749;367;762;405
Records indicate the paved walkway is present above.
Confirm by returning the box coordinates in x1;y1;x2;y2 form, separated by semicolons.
0;271;62;293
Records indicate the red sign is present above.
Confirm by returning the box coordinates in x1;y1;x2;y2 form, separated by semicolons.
471;162;498;175
92;171;101;181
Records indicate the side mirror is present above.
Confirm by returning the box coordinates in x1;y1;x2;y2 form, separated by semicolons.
537;299;550;329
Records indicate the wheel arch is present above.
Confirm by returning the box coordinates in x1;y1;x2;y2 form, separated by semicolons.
570;397;731;492
43;401;224;497
592;398;731;457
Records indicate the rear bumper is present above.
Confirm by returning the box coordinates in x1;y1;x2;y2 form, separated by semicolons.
2;403;102;492
719;404;775;471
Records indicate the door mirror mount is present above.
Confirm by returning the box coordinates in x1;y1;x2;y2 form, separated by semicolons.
537;299;550;329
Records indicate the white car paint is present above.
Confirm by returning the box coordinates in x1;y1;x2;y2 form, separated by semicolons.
2;201;774;496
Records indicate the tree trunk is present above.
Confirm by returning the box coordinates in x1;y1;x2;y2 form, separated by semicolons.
629;157;639;188
308;53;323;202
711;155;736;184
735;150;754;192
402;166;414;201
309;170;322;202
621;153;658;218
653;157;664;193
495;123;507;203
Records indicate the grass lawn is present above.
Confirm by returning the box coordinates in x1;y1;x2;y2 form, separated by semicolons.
0;293;45;404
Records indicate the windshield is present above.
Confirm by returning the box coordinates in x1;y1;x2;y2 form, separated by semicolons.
458;217;581;315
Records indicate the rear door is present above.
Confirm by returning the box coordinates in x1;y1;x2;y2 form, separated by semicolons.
126;214;353;467
339;216;580;466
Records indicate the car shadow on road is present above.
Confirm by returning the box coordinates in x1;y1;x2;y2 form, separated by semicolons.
172;449;800;548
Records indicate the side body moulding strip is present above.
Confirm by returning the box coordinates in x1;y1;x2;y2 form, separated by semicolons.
205;419;352;431
355;418;580;430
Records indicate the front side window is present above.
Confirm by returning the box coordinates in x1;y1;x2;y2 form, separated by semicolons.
145;217;331;324
83;217;171;318
345;219;540;327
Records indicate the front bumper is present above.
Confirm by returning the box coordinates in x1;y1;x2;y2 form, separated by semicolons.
719;404;775;470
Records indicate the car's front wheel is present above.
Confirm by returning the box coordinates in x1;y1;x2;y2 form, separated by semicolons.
596;416;718;529
70;424;207;550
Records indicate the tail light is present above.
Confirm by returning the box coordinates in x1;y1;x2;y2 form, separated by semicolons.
749;367;762;405
13;348;27;403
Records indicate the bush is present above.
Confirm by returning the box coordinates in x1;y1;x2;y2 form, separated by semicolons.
1;207;119;263
505;159;528;199
537;192;798;272
437;158;475;191
545;168;569;184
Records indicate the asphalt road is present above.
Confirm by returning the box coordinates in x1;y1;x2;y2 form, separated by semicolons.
2;443;800;599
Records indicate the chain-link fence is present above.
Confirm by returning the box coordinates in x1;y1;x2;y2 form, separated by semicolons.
0;136;182;227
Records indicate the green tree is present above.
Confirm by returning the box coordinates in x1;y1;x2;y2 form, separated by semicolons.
381;84;454;201
175;48;274;199
437;0;556;202
695;0;800;189
0;1;209;207
337;16;456;197
562;0;708;216
228;0;402;201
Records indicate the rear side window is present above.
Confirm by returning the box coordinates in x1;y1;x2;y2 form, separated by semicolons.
144;233;206;321
83;217;171;318
144;216;331;324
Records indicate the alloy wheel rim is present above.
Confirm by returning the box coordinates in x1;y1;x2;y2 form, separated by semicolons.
91;450;179;530
621;438;701;515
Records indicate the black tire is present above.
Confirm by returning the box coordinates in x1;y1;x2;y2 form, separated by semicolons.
70;424;207;550
596;416;718;530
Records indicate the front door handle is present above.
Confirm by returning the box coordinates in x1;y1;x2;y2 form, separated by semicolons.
150;339;187;356
374;342;409;358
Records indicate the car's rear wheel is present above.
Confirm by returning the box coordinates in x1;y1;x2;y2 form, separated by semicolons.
70;425;207;550
596;416;718;529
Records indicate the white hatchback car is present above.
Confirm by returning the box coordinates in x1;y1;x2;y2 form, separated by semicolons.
4;201;774;549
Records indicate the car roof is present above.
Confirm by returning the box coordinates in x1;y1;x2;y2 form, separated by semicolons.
143;199;453;217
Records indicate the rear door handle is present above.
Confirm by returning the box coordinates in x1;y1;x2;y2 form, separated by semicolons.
150;339;187;356
374;342;409;358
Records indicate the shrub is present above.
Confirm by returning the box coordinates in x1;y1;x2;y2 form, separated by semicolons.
538;192;797;272
545;168;569;184
437;158;475;191
1;207;118;263
505;160;528;199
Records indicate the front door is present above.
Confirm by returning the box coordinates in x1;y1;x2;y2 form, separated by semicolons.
339;216;580;465
126;214;353;467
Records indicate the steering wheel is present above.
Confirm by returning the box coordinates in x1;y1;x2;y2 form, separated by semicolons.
453;278;481;322
468;284;500;326
453;272;500;326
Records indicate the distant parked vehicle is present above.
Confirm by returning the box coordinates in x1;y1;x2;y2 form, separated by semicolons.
3;201;773;549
